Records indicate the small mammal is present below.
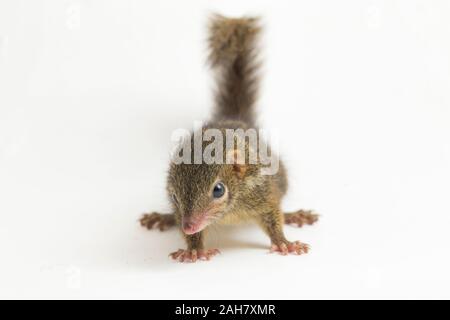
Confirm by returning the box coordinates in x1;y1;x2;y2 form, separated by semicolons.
140;15;318;262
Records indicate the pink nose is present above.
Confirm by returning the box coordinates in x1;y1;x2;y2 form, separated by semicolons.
182;218;194;232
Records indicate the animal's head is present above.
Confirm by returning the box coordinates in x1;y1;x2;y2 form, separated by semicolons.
167;126;259;234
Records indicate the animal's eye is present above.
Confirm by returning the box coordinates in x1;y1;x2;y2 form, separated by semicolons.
172;194;179;206
212;182;226;198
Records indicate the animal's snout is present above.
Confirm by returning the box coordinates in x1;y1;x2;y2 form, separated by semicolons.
182;218;194;231
181;214;209;235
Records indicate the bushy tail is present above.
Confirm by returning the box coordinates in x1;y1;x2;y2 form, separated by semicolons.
208;14;261;126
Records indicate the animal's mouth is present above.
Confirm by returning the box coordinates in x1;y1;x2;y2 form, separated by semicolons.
182;213;211;235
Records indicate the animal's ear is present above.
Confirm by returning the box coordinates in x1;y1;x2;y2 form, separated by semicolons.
226;149;247;178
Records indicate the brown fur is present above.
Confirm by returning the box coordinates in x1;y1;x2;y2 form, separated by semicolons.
140;15;318;261
208;14;261;126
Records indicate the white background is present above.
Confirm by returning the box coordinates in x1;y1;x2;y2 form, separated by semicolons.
1;0;449;299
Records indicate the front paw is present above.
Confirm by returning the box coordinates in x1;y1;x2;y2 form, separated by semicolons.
285;210;319;227
140;212;174;231
169;248;221;263
270;241;309;255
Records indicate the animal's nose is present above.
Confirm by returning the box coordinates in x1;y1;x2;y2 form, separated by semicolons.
182;217;193;231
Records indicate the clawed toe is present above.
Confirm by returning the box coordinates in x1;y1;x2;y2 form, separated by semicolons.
140;212;175;231
285;210;319;227
169;249;220;263
270;241;309;255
